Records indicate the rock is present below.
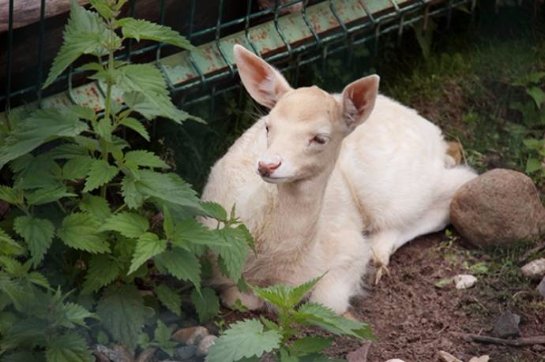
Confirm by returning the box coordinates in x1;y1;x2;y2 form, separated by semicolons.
450;169;545;248
522;258;545;280
172;326;209;345
384;360;407;362
195;335;217;357
95;344;133;362
492;311;521;338
453;274;477;289
538;276;545;298
469;356;490;362
135;348;157;362
438;350;463;362
176;345;197;360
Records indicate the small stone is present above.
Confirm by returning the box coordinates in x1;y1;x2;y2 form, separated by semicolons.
522;258;545;280
453;274;477;289
450;169;545;248
469;356;490;362
195;335;217;357
492;311;521;338
172;326;209;345
385;360;407;362
538;276;545;298
438;351;463;362
176;345;197;359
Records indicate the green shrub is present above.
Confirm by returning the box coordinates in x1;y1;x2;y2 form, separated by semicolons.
0;0;251;358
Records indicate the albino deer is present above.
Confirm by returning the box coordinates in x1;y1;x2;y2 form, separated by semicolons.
201;45;477;315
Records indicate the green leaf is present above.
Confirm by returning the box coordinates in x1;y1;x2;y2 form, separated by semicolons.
89;0;114;19
154;248;200;288
0;185;23;205
153;320;177;355
206;319;282;362
288;336;332;357
43;0;118;88
82;254;121;294
25;184;75;206
121;175;145;210
79;195;111;222
57;213;109;253
13;216;54;266
162;206;175;240
124;91;195;124
135;170;202;210
0;228;25;256
118;18;194;49
119;117;150;141
526;157;543;174
155;284;182;316
96;284;147;351
14;155;62;190
83;159;119;192
129;232;166;274
95;118;113;142
45;333;94;362
527;86;545;109
47;143;89;160
253;277;321;311
216;226;251;283
294;303;374;340
0;109;88;168
201;202;228;222
63;302;95;328
27;272;51;290
99;211;149;238
63;156;94;180
190;287;219;323
173;219;226;248
124;150;169;170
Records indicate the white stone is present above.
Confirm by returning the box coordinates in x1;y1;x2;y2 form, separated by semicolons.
469;355;490;362
385;360;407;362
521;258;545;280
453;274;477;289
438;351;463;362
196;335;217;356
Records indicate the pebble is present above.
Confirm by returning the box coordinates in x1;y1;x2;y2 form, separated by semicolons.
469;356;490;362
453;274;477;289
385;359;407;362
538;276;545;298
196;335;217;357
176;345;197;360
492;311;521;338
438;351;462;362
172;326;209;345
521;258;545;280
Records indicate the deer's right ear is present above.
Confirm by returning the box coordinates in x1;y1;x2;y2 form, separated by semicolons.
233;45;292;108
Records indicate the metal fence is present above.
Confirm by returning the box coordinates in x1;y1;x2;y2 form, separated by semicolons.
0;0;476;117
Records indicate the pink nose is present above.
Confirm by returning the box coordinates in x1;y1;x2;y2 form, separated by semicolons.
257;160;281;177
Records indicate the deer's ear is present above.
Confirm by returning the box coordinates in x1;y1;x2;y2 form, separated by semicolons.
341;75;380;132
233;44;292;108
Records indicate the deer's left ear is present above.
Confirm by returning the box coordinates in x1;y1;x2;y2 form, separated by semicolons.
341;75;380;132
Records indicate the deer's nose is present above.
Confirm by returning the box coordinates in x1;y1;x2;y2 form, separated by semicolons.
257;160;282;177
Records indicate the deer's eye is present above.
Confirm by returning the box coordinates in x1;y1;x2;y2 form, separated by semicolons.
311;135;328;145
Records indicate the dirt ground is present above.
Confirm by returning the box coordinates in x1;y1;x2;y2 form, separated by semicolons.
326;232;545;362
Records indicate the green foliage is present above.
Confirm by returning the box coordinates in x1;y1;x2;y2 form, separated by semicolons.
0;0;251;358
207;278;373;362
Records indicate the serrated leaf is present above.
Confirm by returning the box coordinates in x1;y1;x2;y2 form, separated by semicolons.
527;86;545;109
201;202;228;221
118;18;194;49
124;150;169;169
173;219;226;248
82;254;121;294
129;232;166;274
89;0;114;19
63;302;95;328
135;170;202;210
47;143;89;160
27;272;51;289
253;277;321;311
119;117;150;141
0;185;22;204
13;216;54;266
83;159;119;192
95;117;113;142
294;303;374;340
0;109;88;168
162;206;174;240
154;248;200;288
57;213;109;253
43;0;118;88
25;184;75;206
153;320;176;355
155;284;182;316
45;333;94;362
100;211;149;238
217;226;251;283
96;284;147;351
14;155;62;190
206;319;282;362
0;228;25;256
526;157;543;174
79;194;111;222
288;336;332;357
63;156;94;180
190;287;219;323
124;91;196;124
121;174;145;209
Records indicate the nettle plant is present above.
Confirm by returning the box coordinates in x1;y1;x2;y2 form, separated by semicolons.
0;0;251;359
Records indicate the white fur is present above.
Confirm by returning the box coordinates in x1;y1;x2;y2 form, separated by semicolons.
201;45;477;315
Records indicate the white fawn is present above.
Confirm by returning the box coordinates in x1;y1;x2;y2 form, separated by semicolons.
201;45;477;315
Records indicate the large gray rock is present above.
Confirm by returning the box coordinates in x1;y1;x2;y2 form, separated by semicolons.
450;169;545;248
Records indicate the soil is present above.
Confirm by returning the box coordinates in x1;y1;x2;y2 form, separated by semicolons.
326;233;545;362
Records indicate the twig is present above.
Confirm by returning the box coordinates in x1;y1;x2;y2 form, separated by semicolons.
518;241;545;264
454;333;545;347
